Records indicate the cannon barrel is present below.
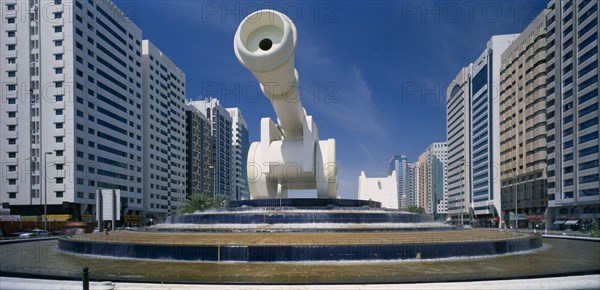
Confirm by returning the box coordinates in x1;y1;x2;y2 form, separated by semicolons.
234;10;305;138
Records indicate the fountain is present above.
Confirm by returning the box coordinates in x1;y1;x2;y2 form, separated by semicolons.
56;10;543;265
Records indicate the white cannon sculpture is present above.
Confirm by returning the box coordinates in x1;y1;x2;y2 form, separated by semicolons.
234;10;337;199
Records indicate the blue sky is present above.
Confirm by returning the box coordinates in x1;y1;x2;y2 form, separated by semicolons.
113;1;546;198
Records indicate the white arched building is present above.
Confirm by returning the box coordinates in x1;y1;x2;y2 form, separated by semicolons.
358;171;399;209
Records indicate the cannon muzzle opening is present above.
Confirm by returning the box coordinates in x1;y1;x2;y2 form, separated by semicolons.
259;38;273;51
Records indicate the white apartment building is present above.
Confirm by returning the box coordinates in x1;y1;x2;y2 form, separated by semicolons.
1;0;145;220
545;0;599;230
358;171;398;209
446;34;519;227
417;142;447;218
142;40;187;219
226;108;249;200
446;67;472;224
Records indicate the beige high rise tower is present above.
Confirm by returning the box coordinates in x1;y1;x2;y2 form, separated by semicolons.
499;10;549;229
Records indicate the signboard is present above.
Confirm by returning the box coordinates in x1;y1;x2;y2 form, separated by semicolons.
124;215;142;223
509;212;527;221
20;216;40;222
42;214;72;221
0;215;20;221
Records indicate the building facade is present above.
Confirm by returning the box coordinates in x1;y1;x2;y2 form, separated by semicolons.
469;35;519;227
416;143;447;219
388;155;408;208
226;108;249;200
188;98;233;199
1;0;145;220
141;40;187;219
185;105;212;198
446;67;472;225
499;10;549;229
358;171;398;209
407;162;419;207
545;0;599;230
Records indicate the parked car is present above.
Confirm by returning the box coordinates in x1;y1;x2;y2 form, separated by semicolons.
16;229;49;238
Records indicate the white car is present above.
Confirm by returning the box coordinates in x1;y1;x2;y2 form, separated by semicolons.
18;229;49;238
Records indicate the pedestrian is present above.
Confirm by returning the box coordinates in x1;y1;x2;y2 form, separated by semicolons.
104;227;109;235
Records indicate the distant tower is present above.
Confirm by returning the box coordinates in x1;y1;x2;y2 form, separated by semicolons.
388;155;408;208
226;108;250;200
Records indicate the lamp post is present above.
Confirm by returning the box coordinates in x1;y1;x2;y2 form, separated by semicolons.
209;165;215;197
514;174;518;231
43;151;53;231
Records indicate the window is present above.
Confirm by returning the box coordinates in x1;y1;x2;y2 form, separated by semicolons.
7;71;15;77
580;160;599;170
579;117;598;130
564;127;573;136
7;165;16;172
8;139;16;145
579;146;599;157
55;81;63;88
54;26;62;33
54;12;62;19
55;123;63;129
7;44;16;51
55;95;64;102
564;166;573;174
56;164;64;170
7;58;16;64
8;111;16;118
564;179;574;186
54;40;63;47
8;98;16;104
579;131;599;143
6;4;15;10
56;150;64;157
55;191;64;198
55;136;63;143
564;153;573;161
579;174;599;184
55;109;63;115
579;103;598;118
55;0;62;5
563;115;573;124
8;193;16;199
564;140;573;148
55;54;63;61
7;84;16;91
54;67;63;74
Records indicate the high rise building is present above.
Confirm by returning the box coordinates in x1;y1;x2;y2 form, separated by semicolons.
141;40;187;219
499;10;549;229
447;34;519;227
416;143;447;219
388;155;408;208
446;67;472;224
1;0;145;220
188;98;233;199
226;108;249;200
407;162;419;207
545;0;599;230
185;105;212;198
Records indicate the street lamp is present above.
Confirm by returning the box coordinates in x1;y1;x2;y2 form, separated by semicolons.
513;173;518;231
43;152;53;231
208;165;215;197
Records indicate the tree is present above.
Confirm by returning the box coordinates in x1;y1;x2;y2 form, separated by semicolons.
404;205;426;214
176;194;227;214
